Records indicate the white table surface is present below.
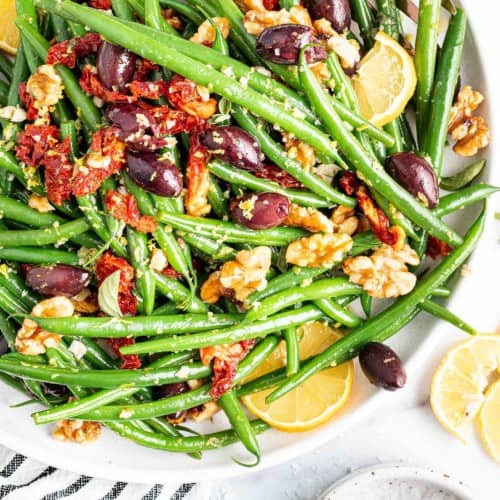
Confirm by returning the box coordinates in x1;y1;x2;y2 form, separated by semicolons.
208;202;500;500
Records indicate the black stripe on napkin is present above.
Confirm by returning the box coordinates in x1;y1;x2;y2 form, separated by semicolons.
141;484;163;500
40;475;92;500
170;483;195;500
99;481;127;500
0;466;56;498
0;454;26;478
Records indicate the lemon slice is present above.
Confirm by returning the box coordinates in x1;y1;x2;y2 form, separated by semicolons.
430;335;500;441
352;31;417;127
241;321;353;432
0;0;19;56
478;379;500;463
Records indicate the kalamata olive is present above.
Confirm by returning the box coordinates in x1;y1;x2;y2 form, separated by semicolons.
25;264;90;297
256;24;328;65
106;103;157;134
307;0;352;33
386;152;439;208
40;382;70;399
200;126;264;171
96;42;137;92
127;151;183;197
0;336;8;356
230;192;290;230
359;342;407;391
157;382;189;423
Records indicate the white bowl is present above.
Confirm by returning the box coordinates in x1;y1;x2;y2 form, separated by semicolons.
0;0;498;483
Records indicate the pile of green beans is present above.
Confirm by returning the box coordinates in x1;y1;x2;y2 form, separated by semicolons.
0;0;495;465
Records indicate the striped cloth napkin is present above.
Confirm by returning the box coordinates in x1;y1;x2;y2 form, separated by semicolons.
0;446;210;500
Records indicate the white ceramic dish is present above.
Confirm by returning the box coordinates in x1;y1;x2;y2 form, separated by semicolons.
318;464;475;500
0;0;498;483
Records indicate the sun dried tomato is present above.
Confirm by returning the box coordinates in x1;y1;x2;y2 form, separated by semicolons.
96;252;138;316
339;172;404;248
46;33;102;68
15;124;60;167
167;75;217;120
18;82;39;122
129;80;170;100
253;164;303;189
426;235;452;259
43;137;73;205
263;0;280;9
200;339;255;399
149;105;206;135
89;0;111;9
161;267;182;279
72;127;127;197
105;190;158;233
107;338;142;369
134;59;159;82
185;134;211;217
79;65;132;104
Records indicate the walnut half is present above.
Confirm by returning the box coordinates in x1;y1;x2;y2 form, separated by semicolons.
342;244;419;298
53;420;101;444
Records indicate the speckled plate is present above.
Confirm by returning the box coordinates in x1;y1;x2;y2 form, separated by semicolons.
0;0;498;483
318;464;475;500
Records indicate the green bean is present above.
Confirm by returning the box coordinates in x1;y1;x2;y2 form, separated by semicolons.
127;228;155;315
351;0;376;48
414;0;441;142
0;218;90;247
112;0;136;21
313;298;362;328
360;292;372;318
440;160;487;191
105;419;269;453
159;0;205;25
0;372;27;394
33;387;140;424
283;327;299;377
7;43;29;106
176;231;236;262
157;213;307;245
16;0;42;73
148;350;198;369
30;313;242;337
207;175;229;218
0;267;39;309
120;305;323;355
0;309;18;349
0;247;79;265
246;278;361;322
0;285;30;316
51;13;70;41
0;359;212;388
207;161;332;208
219;389;260;462
154;272;207;313
144;0;177;34
376;0;402;39
424;10;467;176
432;286;451;298
0;54;13;81
0;81;8;106
266;205;486;403
297;47;462;247
435;184;500;217
420;299;476;335
0;147;44;194
66;336;281;421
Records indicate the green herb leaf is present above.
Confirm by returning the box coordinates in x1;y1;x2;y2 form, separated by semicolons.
98;270;123;318
440;160;486;191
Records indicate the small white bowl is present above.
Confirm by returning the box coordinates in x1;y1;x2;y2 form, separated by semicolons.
318;464;474;500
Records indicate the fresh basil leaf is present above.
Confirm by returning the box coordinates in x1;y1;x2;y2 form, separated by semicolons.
98;270;123;318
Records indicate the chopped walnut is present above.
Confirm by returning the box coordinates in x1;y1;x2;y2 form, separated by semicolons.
235;0;267;12
26;65;63;118
149;248;168;272
342;244;419;298
0;105;27;123
53;419;101;444
162;8;183;31
448;86;489;157
331;205;359;235
200;247;272;304
313;19;360;69
310;62;331;83
243;5;312;36
28;194;54;213
16;297;74;355
190;17;231;45
286;233;353;268
282;132;316;170
70;289;99;314
284;203;334;233
190;401;220;422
